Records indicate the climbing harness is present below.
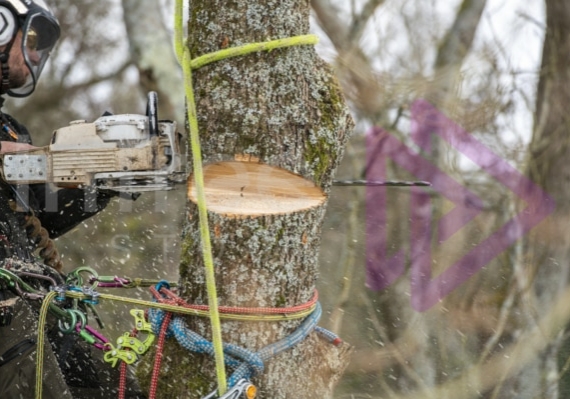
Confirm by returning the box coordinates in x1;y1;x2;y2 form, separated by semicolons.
0;264;341;399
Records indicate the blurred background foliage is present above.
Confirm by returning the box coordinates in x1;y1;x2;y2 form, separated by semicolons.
9;0;569;397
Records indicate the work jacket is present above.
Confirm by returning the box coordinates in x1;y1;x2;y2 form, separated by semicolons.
0;110;143;398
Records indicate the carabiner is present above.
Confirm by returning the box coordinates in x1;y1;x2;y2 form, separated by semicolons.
67;266;99;288
53;285;67;301
58;309;87;334
90;275;131;288
77;324;111;350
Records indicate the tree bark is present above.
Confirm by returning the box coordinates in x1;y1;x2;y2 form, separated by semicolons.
516;1;570;398
139;1;353;398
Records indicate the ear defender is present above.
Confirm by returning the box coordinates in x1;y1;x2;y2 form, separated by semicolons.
0;7;15;47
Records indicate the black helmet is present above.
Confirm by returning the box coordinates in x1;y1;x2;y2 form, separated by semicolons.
0;0;60;97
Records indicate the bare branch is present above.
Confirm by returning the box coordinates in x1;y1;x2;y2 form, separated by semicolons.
348;0;386;43
432;0;488;103
311;0;351;52
311;0;386;123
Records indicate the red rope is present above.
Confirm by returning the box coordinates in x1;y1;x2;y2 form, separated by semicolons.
150;287;319;315
141;287;318;398
117;328;138;399
118;361;128;399
149;311;172;399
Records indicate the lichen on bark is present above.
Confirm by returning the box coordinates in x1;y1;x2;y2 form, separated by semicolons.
138;1;354;398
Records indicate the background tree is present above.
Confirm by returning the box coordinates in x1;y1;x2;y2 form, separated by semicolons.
313;0;570;398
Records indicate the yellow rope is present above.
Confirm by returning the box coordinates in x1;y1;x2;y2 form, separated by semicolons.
174;0;228;390
189;35;319;70
35;291;58;399
180;34;228;399
174;3;319;395
64;290;316;322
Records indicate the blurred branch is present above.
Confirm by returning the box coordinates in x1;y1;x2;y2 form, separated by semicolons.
62;61;133;95
435;0;487;69
312;0;351;51
359;290;432;393
121;0;184;123
311;0;386;123
348;285;570;399
432;0;488;104
348;0;386;43
9;60;133;126
329;174;359;332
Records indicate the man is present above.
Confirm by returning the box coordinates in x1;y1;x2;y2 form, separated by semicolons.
0;1;143;397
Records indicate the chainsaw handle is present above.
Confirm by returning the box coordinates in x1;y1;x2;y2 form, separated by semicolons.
146;91;159;137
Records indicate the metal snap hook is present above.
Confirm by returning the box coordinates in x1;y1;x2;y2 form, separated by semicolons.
58;308;78;334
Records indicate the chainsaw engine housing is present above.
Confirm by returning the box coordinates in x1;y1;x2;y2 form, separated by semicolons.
1;113;184;192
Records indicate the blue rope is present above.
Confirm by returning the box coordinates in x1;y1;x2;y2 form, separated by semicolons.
148;301;324;388
226;302;322;386
315;326;342;345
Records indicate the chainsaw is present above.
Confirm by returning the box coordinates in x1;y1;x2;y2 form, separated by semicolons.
0;90;431;193
0;92;185;193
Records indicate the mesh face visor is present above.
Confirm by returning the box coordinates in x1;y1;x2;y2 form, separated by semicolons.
8;6;59;97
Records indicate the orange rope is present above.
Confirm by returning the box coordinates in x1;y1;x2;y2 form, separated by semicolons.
151;286;319;315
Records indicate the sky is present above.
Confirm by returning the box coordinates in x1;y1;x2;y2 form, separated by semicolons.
310;0;546;172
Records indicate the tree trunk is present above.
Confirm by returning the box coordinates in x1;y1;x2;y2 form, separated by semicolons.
516;1;570;397
139;1;353;398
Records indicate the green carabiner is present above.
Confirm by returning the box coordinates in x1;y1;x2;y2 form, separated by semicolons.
67;266;99;287
78;329;96;345
73;309;87;329
58;309;78;334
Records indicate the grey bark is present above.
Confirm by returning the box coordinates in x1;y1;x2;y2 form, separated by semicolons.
516;1;570;398
138;1;353;398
